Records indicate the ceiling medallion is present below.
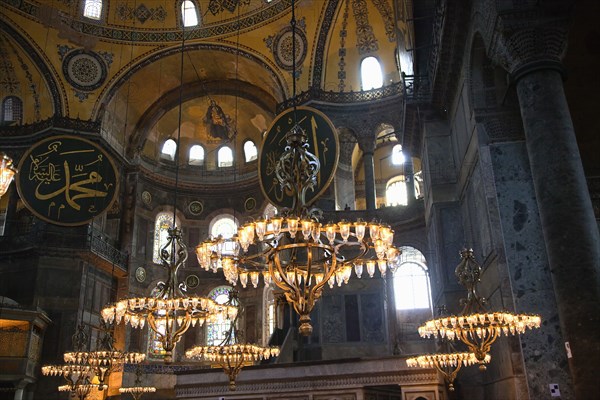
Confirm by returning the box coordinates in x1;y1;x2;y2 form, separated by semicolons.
62;49;108;91
189;200;203;215
135;267;146;283
141;191;152;207
266;22;308;72
244;197;256;212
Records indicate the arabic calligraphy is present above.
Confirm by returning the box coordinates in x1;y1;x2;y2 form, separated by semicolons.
17;135;119;226
258;107;339;208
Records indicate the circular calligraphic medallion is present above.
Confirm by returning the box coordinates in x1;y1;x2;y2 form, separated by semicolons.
188;200;203;215
258;106;339;208
16;135;119;226
135;267;146;283
62;50;107;91
185;274;199;289
244;197;256;212
141;191;152;207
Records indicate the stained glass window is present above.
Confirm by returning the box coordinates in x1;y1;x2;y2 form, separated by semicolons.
393;247;431;310
263;285;276;346
206;286;236;346
2;96;23;124
153;212;179;264
147;310;166;359
210;215;237;255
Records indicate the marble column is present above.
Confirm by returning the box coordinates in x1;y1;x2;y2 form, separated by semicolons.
514;63;600;398
363;151;376;210
357;134;377;210
404;155;415;206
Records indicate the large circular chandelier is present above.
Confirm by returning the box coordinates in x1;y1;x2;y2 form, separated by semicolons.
42;322;146;394
58;383;106;400
406;351;490;391
186;291;279;391
119;365;157;400
416;249;541;369
102;227;238;363
409;248;541;386
195;2;399;338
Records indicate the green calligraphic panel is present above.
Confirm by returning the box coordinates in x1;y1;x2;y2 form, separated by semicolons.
17;135;119;226
259;106;339;208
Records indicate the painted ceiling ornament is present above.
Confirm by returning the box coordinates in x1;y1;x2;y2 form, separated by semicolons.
351;0;379;55
59;46;113;92
116;3;167;24
208;0;251;16
264;17;307;73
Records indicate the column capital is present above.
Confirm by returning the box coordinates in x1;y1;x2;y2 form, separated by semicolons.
489;21;570;79
356;135;375;154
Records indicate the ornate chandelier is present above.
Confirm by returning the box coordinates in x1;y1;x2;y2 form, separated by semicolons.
42;322;146;395
102;227;238;363
406;343;490;391
58;383;106;400
0;152;17;197
195;0;401;337
414;249;541;371
119;365;157;400
186;291;279;391
41;324;104;395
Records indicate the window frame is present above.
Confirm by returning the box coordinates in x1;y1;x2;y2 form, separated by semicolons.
1;96;23;125
180;0;200;28
206;286;236;346
160;138;177;161
391;144;405;166
152;211;181;265
217;145;234;168
386;176;408;206
82;0;104;21
188;144;205;166
243;140;258;163
393;247;432;311
360;56;383;91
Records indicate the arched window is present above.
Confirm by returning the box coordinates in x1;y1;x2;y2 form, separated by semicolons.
152;212;180;264
147;309;167;359
83;0;103;19
181;1;199;27
386;177;407;206
243;140;258;162
393;247;431;310
161;139;177;160
391;144;405;165
2;96;23;125
189;144;205;165
210;214;237;255
361;56;383;90
218;146;233;167
206;286;236;346
262;285;276;346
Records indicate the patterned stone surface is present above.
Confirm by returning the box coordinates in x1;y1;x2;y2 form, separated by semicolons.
489;141;573;399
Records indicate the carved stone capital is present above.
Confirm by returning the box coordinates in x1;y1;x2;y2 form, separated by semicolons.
488;10;571;78
356;134;375;154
